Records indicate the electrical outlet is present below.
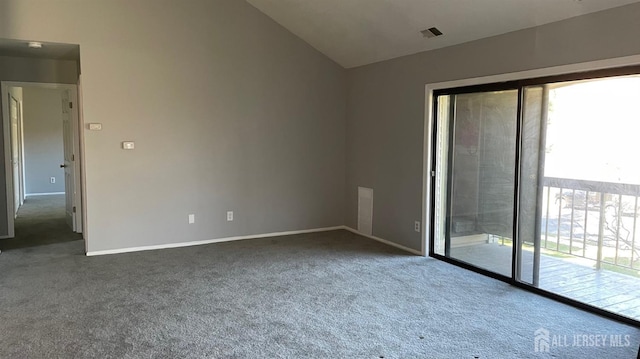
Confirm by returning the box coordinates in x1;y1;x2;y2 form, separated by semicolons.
50;177;56;184
226;211;233;221
188;214;195;224
414;221;421;233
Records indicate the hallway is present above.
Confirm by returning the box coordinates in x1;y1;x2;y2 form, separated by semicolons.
0;194;82;251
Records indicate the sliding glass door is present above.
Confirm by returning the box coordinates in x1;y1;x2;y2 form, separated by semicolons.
433;90;518;277
431;69;640;323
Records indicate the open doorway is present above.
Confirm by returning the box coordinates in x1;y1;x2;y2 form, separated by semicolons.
0;82;83;251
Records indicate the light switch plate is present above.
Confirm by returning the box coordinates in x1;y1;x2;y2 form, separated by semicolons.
88;123;102;130
122;141;135;150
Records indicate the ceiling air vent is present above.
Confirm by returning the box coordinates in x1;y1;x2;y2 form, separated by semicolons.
421;27;443;38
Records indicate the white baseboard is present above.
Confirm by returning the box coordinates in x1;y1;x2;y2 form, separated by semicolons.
85;225;425;257
85;226;345;257
343;226;424;256
25;192;64;197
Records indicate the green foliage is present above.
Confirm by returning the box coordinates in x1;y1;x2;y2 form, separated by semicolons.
600;257;640;278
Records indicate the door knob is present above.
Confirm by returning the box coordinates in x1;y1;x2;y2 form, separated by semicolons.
60;164;67;168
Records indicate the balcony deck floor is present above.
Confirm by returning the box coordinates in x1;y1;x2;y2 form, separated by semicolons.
449;242;640;321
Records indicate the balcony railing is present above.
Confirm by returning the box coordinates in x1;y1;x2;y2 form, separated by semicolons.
540;177;640;273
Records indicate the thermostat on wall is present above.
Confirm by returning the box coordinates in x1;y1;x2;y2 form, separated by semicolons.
122;141;135;150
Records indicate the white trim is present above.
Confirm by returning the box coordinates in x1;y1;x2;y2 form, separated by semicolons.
1;84;16;237
86;225;425;257
25;192;65;197
2;82;77;91
8;94;20;218
343;226;423;256
86;226;345;256
422;84;432;258
425;54;640;92
77;74;87;244
422;54;640;258
67;86;82;234
18;99;26;207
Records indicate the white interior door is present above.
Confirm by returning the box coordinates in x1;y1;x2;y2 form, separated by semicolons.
61;89;76;230
18;100;25;207
9;95;21;217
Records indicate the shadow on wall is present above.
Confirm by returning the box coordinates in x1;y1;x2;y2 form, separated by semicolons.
4;57;79;84
0;1;13;37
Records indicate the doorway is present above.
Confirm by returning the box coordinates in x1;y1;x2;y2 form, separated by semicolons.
429;66;640;324
0;82;83;250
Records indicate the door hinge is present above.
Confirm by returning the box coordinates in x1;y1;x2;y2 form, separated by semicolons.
73;206;76;213
69;102;73;109
72;154;75;161
431;170;436;177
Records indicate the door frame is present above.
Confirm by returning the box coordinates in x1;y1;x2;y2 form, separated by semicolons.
8;93;23;218
1;81;85;238
18;99;26;208
422;54;640;327
422;54;640;260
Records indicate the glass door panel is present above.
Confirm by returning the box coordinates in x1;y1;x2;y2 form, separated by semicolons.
433;72;640;324
433;90;518;277
523;76;640;321
517;85;546;285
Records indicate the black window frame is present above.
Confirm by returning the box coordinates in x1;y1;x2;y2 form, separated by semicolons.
429;64;640;328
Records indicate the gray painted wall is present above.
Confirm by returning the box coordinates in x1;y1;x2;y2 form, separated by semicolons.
22;87;65;194
345;3;640;251
2;0;639;254
0;56;78;236
0;0;346;252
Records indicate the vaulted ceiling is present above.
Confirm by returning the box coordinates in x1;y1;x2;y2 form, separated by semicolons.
247;0;640;68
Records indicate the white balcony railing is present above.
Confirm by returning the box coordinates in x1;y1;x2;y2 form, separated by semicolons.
540;177;640;272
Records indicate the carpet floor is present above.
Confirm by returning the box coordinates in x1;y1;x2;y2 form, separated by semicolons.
0;194;82;251
0;208;638;358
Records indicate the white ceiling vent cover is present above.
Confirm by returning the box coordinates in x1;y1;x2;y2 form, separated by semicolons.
358;187;373;236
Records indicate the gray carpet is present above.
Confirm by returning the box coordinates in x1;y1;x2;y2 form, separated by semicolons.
0;230;638;358
0;194;82;251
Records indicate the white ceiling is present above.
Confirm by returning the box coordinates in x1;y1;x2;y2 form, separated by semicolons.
247;0;640;68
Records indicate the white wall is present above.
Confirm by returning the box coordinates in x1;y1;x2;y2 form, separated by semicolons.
0;0;346;252
22;87;64;194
